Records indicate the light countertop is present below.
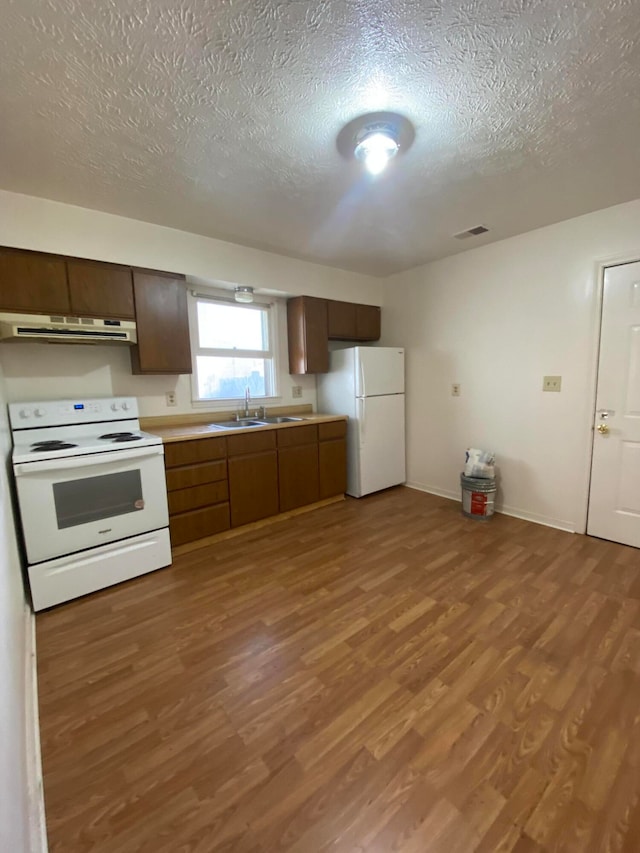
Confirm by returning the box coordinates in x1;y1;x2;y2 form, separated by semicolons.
147;412;347;443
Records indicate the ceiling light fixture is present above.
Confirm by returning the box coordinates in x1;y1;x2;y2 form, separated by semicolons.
234;286;254;303
354;124;399;175
337;111;415;177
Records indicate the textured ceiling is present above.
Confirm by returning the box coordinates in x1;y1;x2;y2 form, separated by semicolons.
1;0;640;276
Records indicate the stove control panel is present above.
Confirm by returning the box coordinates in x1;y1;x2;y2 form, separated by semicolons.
9;397;139;429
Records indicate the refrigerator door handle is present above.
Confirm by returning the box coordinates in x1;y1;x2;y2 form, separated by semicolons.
359;397;365;446
359;359;366;399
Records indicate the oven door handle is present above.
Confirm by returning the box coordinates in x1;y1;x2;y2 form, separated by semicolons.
14;445;164;476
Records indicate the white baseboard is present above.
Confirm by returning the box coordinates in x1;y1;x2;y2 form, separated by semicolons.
24;605;47;853
404;481;576;534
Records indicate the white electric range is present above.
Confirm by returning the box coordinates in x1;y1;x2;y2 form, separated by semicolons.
10;397;171;610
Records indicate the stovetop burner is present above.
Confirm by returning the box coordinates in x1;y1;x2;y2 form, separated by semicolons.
31;440;74;447
31;442;77;452
112;435;143;442
100;432;135;439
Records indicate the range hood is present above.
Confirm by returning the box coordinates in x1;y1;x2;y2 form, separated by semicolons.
0;313;137;344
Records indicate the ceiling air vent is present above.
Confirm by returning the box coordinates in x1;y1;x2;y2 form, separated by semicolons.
453;225;489;240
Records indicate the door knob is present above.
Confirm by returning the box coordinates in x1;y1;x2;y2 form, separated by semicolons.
597;423;610;434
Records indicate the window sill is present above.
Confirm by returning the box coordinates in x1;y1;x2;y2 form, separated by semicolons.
190;395;283;409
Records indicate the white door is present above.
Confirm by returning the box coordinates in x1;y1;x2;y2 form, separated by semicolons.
355;347;405;397
353;394;406;497
588;261;640;546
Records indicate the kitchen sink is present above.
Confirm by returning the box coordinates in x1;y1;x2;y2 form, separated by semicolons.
207;415;305;430
207;419;264;429
256;416;304;424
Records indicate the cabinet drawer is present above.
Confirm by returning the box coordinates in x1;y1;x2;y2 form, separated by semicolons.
164;438;227;468
169;503;230;547
227;430;276;457
168;481;229;515
318;420;347;441
277;423;318;448
165;460;227;491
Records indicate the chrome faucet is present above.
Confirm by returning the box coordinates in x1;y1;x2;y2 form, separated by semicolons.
243;386;251;418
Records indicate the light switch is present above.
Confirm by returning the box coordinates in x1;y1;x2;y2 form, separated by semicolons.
543;376;562;392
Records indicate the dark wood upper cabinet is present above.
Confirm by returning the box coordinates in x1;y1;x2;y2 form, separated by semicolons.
0;247;70;315
67;259;135;319
327;299;381;342
327;300;357;340
287;296;329;374
355;304;381;341
287;295;380;374
130;270;192;375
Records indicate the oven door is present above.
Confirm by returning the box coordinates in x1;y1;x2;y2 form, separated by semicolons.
14;446;169;564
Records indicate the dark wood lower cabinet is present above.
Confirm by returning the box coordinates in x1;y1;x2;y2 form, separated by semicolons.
279;444;320;512
169;503;230;547
319;439;347;498
228;450;279;527
164;420;346;547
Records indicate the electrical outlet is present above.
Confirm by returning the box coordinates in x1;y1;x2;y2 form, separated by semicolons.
165;391;177;407
543;376;562;392
451;383;461;397
291;385;303;399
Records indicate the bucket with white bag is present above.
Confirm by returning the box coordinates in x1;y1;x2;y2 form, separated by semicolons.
461;448;496;521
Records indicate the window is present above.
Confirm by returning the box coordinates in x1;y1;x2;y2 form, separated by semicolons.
190;293;276;402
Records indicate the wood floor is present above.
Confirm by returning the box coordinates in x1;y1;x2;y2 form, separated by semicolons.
37;487;640;852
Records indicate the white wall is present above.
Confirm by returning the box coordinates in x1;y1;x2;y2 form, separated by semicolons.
381;199;640;532
0;360;35;852
0;190;382;417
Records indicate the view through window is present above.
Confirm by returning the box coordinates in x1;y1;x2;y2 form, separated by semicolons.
191;297;275;401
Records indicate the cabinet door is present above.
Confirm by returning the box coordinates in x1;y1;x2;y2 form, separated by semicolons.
327;300;356;340
67;259;134;319
319;439;347;498
0;247;70;314
131;271;192;374
228;451;279;526
279;444;320;511
287;296;329;374
355;304;381;341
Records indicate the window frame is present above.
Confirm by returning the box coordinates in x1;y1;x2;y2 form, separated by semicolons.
188;289;279;405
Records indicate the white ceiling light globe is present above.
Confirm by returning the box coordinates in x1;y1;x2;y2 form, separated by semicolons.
355;130;399;175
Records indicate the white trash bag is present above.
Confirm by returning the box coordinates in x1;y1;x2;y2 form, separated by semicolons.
464;448;495;480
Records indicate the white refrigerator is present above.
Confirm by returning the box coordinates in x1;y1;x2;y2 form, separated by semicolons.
317;346;406;497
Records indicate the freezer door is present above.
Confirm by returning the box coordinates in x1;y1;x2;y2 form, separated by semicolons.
351;394;406;497
355;347;405;397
